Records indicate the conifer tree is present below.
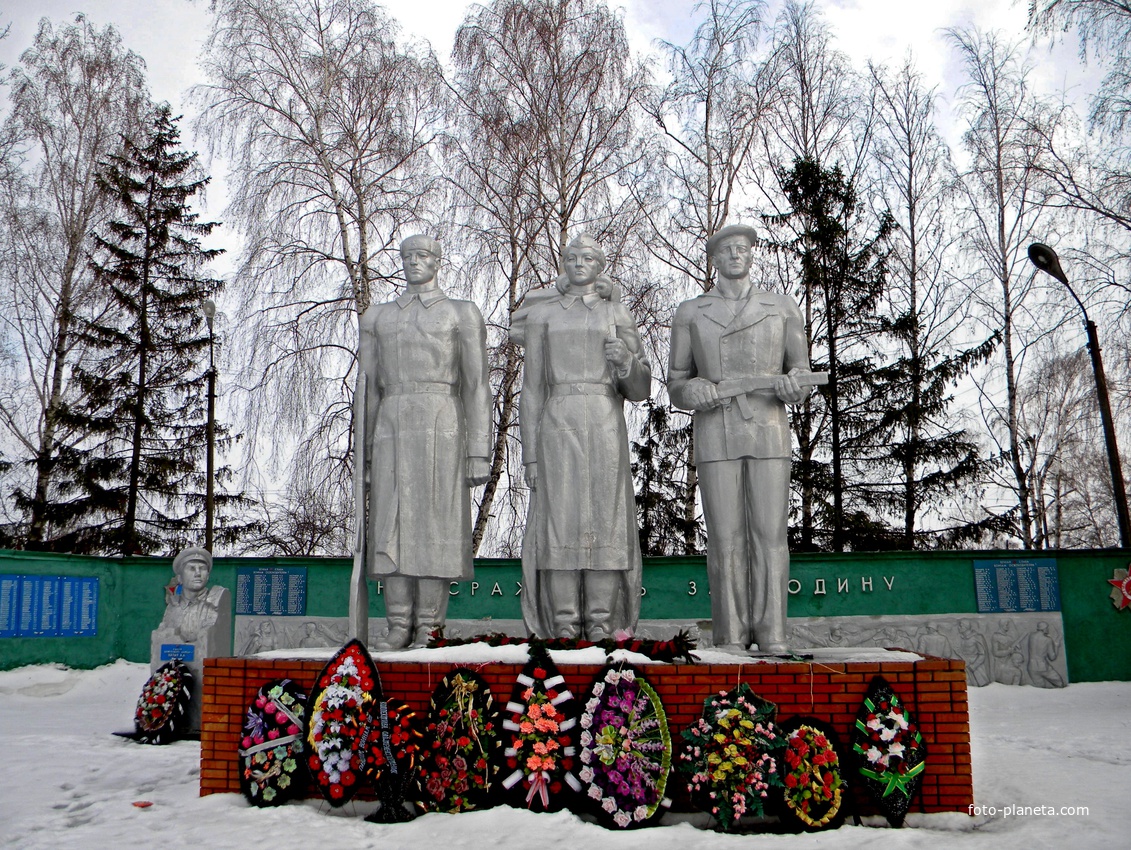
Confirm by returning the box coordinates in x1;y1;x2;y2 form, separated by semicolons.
767;156;896;551
870;300;1004;549
631;398;705;556
56;104;228;555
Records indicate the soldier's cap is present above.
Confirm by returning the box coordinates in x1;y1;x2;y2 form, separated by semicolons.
706;223;758;257
172;546;212;576
400;234;442;259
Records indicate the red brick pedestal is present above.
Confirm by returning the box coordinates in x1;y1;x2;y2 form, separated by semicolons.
201;652;972;814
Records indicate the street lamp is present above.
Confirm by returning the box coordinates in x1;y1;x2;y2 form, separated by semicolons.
1028;243;1131;549
202;299;217;552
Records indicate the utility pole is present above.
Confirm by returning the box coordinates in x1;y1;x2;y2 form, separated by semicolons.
203;299;216;552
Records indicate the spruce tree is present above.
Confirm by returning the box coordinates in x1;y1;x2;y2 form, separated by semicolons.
766;156;896;551
871;307;1006;548
56;104;227;555
631;398;705;555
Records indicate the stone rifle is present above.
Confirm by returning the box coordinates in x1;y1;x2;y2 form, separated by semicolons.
348;376;368;641
715;370;829;418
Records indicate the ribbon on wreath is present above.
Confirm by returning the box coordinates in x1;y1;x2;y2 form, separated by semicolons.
451;674;479;718
858;760;925;798
379;701;399;776
525;770;552;809
451;674;487;756
238;733;301;759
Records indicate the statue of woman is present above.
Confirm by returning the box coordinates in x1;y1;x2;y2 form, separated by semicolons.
516;235;651;640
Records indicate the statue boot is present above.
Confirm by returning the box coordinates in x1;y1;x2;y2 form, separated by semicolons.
375;625;411;651
409;578;449;648
545;572;583;639
583;572;621;642
375;576;413;651
545;571;622;641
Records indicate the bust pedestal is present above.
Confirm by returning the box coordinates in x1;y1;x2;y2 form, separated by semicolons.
150;586;232;733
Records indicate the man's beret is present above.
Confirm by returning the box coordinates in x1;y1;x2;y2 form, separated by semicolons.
706;223;758;256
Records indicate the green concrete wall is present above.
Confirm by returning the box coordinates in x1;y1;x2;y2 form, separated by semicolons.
2;548;1128;682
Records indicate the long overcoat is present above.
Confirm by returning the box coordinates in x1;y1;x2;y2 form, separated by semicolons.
516;289;651;635
359;286;490;580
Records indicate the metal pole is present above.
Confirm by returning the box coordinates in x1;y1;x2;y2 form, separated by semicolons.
1083;319;1131;548
206;324;215;552
1029;243;1131;549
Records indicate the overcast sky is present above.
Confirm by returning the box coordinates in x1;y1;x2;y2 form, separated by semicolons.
0;0;1098;277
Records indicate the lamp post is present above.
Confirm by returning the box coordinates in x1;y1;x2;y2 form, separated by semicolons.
1028;243;1131;549
202;299;216;552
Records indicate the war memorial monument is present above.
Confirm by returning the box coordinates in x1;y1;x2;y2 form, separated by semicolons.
184;226;974;829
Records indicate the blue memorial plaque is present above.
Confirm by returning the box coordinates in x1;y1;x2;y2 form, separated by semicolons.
160;643;196;662
59;577;99;637
0;574;19;638
37;576;60;635
973;559;1060;613
0;575;100;638
79;577;99;635
235;567;307;616
19;575;42;635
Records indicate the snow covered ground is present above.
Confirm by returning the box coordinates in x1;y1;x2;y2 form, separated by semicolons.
1;660;1128;849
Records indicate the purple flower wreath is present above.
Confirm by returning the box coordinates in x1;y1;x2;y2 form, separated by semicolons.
577;664;672;829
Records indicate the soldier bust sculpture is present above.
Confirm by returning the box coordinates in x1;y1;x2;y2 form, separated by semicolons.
516;234;651;640
156;547;228;645
151;546;231;732
668;223;816;653
357;234;491;650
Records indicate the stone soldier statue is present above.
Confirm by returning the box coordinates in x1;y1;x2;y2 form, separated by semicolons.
668;223;817;653
357;234;491;650
516;234;651;640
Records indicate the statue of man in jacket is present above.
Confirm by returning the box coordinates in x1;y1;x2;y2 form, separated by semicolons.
668;223;814;653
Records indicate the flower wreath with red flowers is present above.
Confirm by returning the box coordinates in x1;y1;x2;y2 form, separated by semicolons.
134;660;193;745
500;652;581;812
677;683;783;831
362;698;424;823
851;675;927;828
238;678;308;807
578;663;672;829
416;668;500;813
305;639;381;807
776;716;847;831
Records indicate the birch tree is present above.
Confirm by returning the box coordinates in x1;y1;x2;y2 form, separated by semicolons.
194;0;446;505
758;0;878;550
647;0;769;293
1027;2;1131;312
869;59;1001;548
447;0;653;554
950;27;1061;548
0;15;149;549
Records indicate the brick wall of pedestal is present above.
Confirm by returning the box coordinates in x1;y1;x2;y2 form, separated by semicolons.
201;655;973;815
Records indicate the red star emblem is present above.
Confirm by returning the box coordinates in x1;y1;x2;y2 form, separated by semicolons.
1109;566;1131;610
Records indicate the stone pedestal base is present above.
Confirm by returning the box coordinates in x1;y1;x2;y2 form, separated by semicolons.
151;589;232;733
